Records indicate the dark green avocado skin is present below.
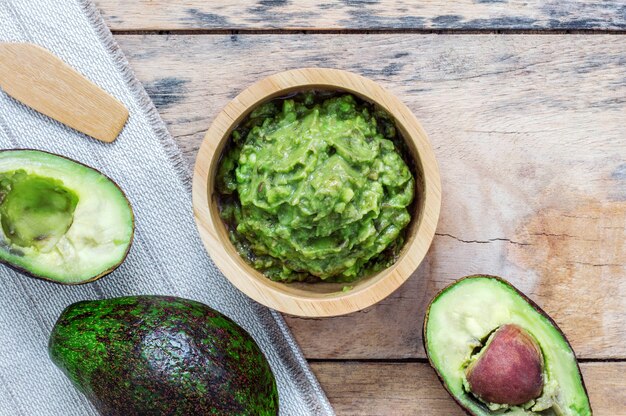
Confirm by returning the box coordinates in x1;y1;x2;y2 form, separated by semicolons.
48;296;279;416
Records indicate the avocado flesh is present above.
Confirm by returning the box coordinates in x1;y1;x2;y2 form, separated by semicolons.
48;296;279;416
0;171;78;251
424;276;591;416
0;150;133;284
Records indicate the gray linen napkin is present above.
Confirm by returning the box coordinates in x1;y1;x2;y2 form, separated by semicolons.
0;1;333;415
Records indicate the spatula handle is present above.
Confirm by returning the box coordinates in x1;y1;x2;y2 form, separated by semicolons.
0;43;128;143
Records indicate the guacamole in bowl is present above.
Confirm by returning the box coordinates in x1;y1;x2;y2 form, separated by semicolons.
216;92;416;283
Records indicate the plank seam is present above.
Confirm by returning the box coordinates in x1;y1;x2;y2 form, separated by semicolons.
110;29;626;36
306;358;626;363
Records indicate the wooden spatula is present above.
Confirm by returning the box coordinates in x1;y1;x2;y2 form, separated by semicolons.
0;43;128;143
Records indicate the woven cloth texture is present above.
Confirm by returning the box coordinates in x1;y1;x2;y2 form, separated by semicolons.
0;1;333;415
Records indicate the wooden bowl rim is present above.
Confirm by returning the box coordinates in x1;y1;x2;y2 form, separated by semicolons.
192;68;441;317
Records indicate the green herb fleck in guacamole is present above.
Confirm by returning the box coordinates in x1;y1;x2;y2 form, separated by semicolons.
217;92;416;283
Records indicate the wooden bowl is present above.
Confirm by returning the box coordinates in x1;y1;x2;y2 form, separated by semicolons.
193;68;441;317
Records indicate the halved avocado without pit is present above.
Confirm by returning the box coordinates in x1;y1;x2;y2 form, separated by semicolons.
423;275;591;416
0;150;133;284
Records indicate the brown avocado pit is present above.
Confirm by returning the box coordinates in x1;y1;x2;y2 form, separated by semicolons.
465;323;544;406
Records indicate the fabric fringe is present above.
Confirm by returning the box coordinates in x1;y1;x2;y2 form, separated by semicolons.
76;2;333;414
78;0;192;194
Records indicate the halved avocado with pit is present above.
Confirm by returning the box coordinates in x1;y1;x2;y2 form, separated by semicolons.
0;150;134;284
423;275;591;416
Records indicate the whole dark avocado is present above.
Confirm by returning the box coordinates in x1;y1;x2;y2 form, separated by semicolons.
48;296;278;416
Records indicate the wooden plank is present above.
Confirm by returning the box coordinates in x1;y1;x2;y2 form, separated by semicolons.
114;34;626;359
97;1;626;31
310;362;626;415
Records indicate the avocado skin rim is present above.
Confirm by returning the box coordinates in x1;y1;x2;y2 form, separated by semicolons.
421;274;592;416
0;149;135;285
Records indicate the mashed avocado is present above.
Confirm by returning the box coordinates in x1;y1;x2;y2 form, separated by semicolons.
217;92;415;282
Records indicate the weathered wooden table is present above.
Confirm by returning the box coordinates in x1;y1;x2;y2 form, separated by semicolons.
96;2;625;414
